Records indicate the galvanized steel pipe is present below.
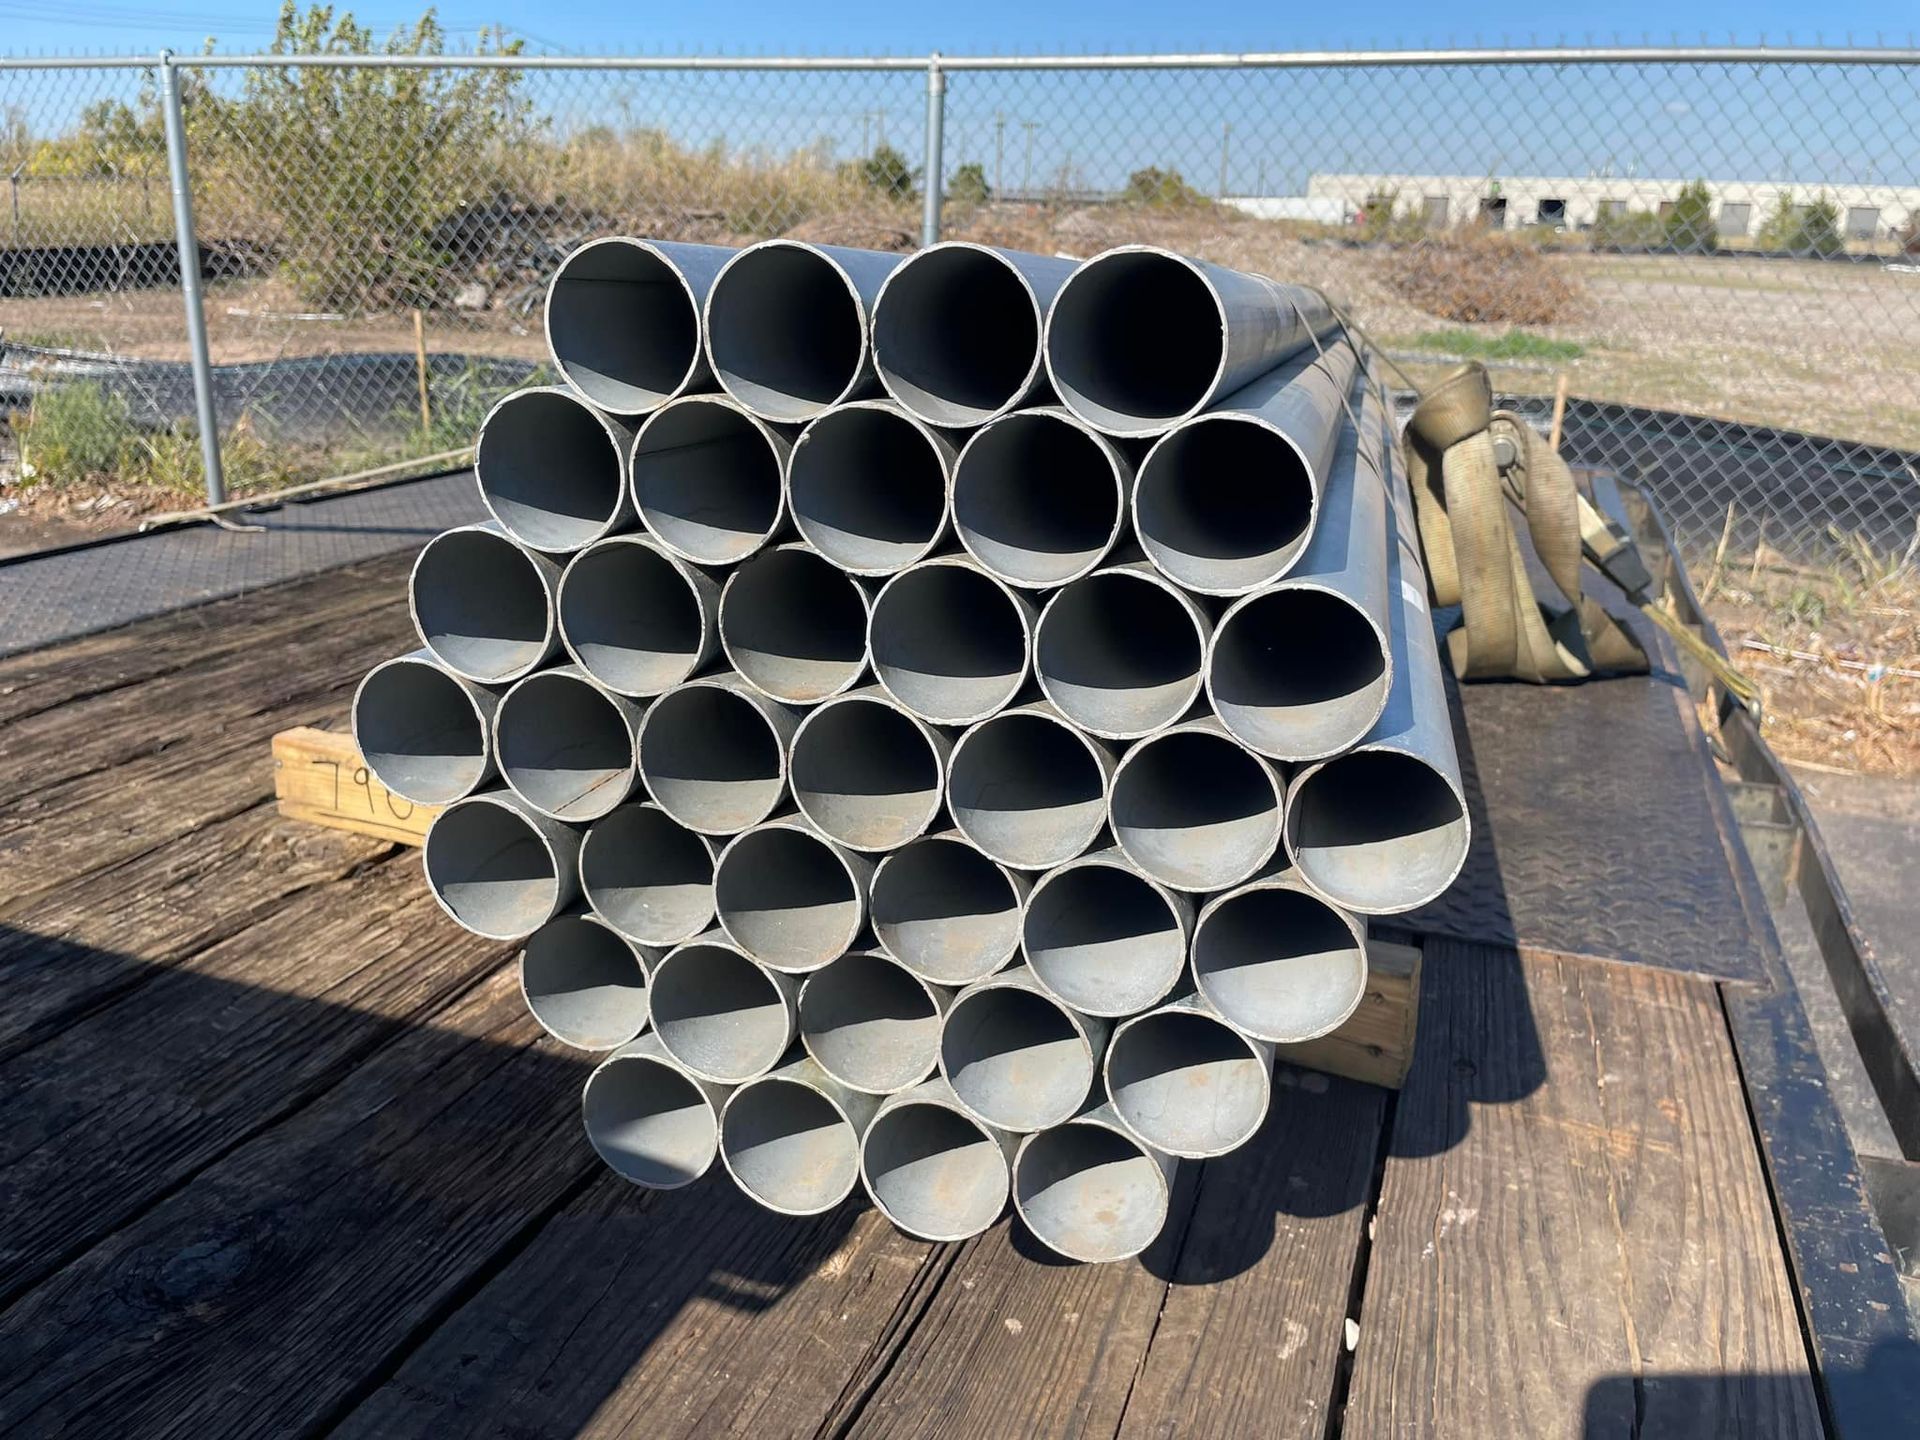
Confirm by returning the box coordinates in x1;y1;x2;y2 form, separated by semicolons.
492;663;644;823
545;236;730;416
713;816;874;974
704;239;900;422
1191;872;1368;1044
861;1076;1017;1242
649;930;801;1083
518;910;656;1051
720;1052;881;1215
1107;715;1284;892
635;674;799;835
582;1032;731;1189
409;521;560;684
869;830;1028;986
1105;990;1274;1158
629;393;791;566
868;556;1035;725
718;543;872;705
422;788;581;940
476;385;637;553
1013;1100;1176;1264
1020;849;1191;1018
799;949;951;1095
940;963;1107;1132
872;242;1077;427
578;801;717;947
352;648;498;805
785;399;955;575
1044;244;1336;437
558;533;720;697
951;407;1131;589
946;701;1115;870
788;686;950;852
1032;560;1208;740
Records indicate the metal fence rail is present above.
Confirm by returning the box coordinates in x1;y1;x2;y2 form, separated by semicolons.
2;44;1917;563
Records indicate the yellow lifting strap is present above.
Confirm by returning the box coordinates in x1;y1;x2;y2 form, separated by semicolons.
1401;360;1760;713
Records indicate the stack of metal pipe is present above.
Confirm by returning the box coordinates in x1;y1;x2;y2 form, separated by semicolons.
353;236;1469;1265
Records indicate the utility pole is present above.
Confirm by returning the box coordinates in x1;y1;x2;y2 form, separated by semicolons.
1021;121;1038;196
994;111;1005;196
1218;122;1232;199
861;111;870;156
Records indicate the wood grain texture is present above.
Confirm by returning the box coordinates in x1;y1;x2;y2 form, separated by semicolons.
1115;1069;1387;1440
0;800;389;1061
0;860;504;1302
1343;939;1823;1439
336;1178;941;1440
0;965;595;1439
1273;938;1420;1090
274;725;438;845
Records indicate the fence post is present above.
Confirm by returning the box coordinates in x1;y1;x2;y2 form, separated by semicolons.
920;53;945;247
156;49;226;507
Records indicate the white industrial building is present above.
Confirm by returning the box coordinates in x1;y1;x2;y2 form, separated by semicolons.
1257;174;1920;239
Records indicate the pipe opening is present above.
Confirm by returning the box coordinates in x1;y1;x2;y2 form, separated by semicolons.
354;658;488;805
580;804;716;946
1136;416;1315;592
1108;1009;1268;1157
953;412;1123;587
801;951;943;1094
1193;886;1367;1043
547;240;703;414
583;1049;718;1188
1016;1123;1169;1264
791;697;943;851
495;670;636;822
720;547;869;704
1047;250;1223;435
1023;862;1185;1017
477;389;626;551
1035;570;1204;738
942;984;1093;1131
871;837;1022;985
722;1077;862;1213
869;564;1029;723
631;398;784;564
874;246;1039;426
863;1099;1008;1241
1287;750;1469;912
788;406;949;573
520;914;651;1050
651;942;793;1082
715;825;863;973
638;685;787;835
1211;589;1389;759
1111;730;1281;891
707;244;866;421
411;528;552;682
947;711;1107;869
560;540;709;696
424;798;560;939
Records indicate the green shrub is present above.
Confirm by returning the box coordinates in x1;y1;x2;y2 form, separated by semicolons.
947;162;990;208
1121;166;1209;208
1757;191;1845;257
846;144;917;203
1665;180;1717;254
1590;207;1665;250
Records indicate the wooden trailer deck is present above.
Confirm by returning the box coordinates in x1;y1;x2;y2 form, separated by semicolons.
0;548;1908;1438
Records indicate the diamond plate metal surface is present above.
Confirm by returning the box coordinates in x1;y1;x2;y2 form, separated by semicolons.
0;471;485;658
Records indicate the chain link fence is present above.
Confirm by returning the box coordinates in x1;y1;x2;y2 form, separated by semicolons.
1;47;1916;566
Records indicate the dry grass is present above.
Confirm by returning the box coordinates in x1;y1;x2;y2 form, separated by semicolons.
1379;230;1584;325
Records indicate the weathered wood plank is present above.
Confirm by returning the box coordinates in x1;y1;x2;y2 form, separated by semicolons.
0;860;504;1302
837;1174;1200;1439
1342;939;1823;1438
1274;938;1420;1090
0;800;389;1061
0;965;594;1439
1115;1068;1386;1440
274;725;438;845
335;1177;941;1440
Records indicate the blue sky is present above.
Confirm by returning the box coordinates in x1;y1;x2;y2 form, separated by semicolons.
1;2;1912;57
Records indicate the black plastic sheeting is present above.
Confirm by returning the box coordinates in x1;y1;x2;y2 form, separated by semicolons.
1;339;1912;558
